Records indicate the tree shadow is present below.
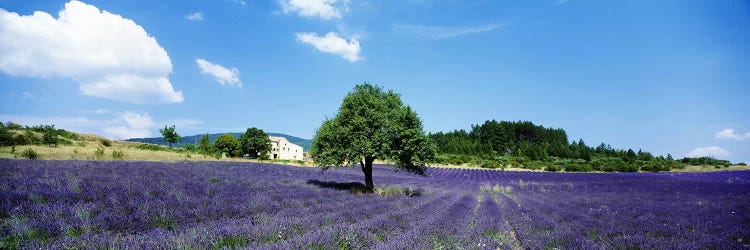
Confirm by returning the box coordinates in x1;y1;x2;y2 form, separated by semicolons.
306;179;371;194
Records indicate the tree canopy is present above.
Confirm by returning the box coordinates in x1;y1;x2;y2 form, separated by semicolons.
311;83;436;192
159;125;181;148
239;127;271;159
214;134;241;157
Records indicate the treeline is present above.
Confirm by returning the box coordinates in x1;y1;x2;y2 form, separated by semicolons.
429;120;738;172
0;122;79;147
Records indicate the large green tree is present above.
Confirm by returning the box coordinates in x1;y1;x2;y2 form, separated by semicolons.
214;134;241;157
159;125;181;148
311;83;436;192
240;127;271;159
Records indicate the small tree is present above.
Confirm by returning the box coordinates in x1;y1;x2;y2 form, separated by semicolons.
239;127;271;158
198;134;211;154
159;125;181;148
42;130;58;147
214;134;240;157
0;125;12;146
311;83;436;192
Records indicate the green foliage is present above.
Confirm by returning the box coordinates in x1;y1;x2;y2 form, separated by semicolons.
183;143;196;151
214;134;240;157
199;134;212;154
111;149;125;159
0;125;13;146
680;157;732;167
239;127;271;158
159;125;181;148
738;162;747;166
21;148;38;159
42;129;58;147
135;144;167;151
101;139;112;147
94;147;105;159
23;131;40;145
211;235;249;250
311;83;436;191
545;165;561;172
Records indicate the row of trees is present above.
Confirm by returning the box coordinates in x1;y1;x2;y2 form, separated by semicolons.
166;126;272;159
428;120;731;171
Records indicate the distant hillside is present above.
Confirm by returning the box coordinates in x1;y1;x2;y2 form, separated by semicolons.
125;132;312;151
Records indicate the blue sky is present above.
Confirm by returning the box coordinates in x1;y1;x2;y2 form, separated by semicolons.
1;0;749;162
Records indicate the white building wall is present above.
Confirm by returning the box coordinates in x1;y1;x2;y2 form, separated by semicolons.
269;136;304;160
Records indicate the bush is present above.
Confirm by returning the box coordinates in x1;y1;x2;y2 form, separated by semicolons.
136;144;166;151
564;162;593;172
183;143;196;151
480;160;502;169
21;148;38;159
94;147;105;159
545;165;561;172
101;139;112;147
111;149;125;159
738;162;747;166
0;126;12;146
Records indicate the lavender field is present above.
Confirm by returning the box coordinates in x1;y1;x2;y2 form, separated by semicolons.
1;159;749;249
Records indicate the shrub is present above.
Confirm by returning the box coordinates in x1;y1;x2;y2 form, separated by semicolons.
564;162;593;172
112;149;125;159
183;143;196;151
545;165;561;172
43;131;58;147
738;162;747;166
94;148;106;159
101;139;112;147
136;144;165;151
24;131;40;145
480;160;502;169
0;126;12;146
21;148;38;159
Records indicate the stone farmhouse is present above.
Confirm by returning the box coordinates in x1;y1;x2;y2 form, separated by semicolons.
269;136;303;160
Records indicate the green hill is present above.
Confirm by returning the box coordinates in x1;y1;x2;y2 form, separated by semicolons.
125;132;312;151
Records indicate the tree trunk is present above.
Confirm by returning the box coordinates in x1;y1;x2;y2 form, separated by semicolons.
362;156;375;193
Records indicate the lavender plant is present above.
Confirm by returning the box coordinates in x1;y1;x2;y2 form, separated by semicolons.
1;159;748;249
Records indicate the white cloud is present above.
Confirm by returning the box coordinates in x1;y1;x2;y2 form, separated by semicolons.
393;23;505;39
0;1;183;104
185;12;204;21
196;58;242;87
104;111;155;139
21;92;33;98
716;128;750;141
686;146;730;158
296;32;362;62
279;0;345;19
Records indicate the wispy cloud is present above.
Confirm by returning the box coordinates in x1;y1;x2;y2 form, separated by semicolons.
185;12;204;21
296;32;362;62
279;0;347;20
393;23;505;39
686;146;730;158
195;58;242;87
716;128;750;141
